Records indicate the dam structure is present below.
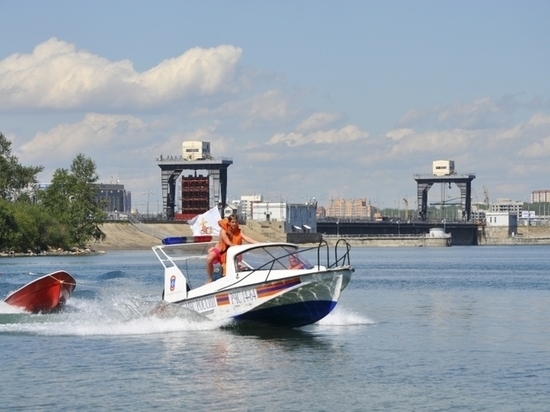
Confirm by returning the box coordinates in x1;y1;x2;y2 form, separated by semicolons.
414;160;476;222
156;141;232;219
317;219;478;245
415;173;476;221
317;160;479;245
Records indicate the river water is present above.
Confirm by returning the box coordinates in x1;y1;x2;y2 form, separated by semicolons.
1;246;549;411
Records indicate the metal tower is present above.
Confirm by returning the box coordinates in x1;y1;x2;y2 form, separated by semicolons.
414;173;476;221
157;155;233;219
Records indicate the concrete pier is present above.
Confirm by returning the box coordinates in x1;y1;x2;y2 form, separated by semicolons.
317;220;477;245
478;226;550;245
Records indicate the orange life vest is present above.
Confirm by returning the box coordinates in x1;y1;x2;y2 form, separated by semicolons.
216;218;243;271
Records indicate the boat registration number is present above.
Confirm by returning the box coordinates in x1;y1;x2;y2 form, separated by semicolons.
229;288;257;305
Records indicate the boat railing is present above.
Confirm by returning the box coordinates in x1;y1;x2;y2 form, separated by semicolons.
154;239;353;291
232;239;353;285
311;238;351;269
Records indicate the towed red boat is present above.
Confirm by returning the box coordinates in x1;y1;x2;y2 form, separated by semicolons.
4;271;76;313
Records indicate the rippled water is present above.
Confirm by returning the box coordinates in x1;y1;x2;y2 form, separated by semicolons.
1;246;549;411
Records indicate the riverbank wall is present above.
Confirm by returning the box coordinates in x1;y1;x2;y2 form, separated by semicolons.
323;235;451;247
17;221;548;253
479;225;550;245
95;221;550;250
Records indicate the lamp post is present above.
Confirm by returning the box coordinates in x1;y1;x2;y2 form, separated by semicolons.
143;191;155;217
397;198;400;220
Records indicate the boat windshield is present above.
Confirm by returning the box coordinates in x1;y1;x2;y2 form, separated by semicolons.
233;245;314;272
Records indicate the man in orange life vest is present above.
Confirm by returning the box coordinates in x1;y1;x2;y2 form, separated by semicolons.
205;214;257;283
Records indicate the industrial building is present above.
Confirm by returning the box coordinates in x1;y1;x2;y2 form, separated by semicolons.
251;201;317;233
95;183;130;214
490;198;523;215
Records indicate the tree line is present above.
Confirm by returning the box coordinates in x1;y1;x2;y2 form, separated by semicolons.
0;133;106;252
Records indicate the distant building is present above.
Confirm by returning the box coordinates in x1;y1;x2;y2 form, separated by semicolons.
490;198;523;215
486;212;518;236
239;194;263;221
325;198;372;219
470;207;486;222
252;201;317;233
316;206;327;219
37;182;129;214
531;190;550;203
486;211;517;226
224;202;238;217
96;183;129;213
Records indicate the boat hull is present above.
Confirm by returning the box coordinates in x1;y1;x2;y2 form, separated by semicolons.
4;271;76;313
234;300;337;328
176;268;351;327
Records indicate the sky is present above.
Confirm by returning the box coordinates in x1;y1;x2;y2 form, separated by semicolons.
1;0;550;212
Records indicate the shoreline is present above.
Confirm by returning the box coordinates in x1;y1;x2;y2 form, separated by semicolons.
1;249;106;258
4;222;550;256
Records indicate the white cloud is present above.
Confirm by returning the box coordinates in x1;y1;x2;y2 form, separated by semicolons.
0;38;242;110
385;128;415;141
267;124;369;147
493;123;524;141
296;112;343;133
398;97;506;130
437;97;499;124
385;128;477;156
518;136;550;158
515;113;550;159
398;108;434;127
19;113;148;163
526;112;550;127
191;89;296;130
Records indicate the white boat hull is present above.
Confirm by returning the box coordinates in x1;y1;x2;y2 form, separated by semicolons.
172;268;351;327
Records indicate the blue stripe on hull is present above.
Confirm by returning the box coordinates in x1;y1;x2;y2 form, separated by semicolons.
233;300;337;328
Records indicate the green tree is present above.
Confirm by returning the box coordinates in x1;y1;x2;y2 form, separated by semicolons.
41;154;107;247
0;133;43;201
0;199;20;250
9;201;70;251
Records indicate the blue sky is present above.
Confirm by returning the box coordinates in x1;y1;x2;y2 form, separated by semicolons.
1;1;549;212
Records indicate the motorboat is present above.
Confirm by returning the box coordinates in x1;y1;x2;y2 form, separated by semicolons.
152;237;354;328
4;271;76;313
